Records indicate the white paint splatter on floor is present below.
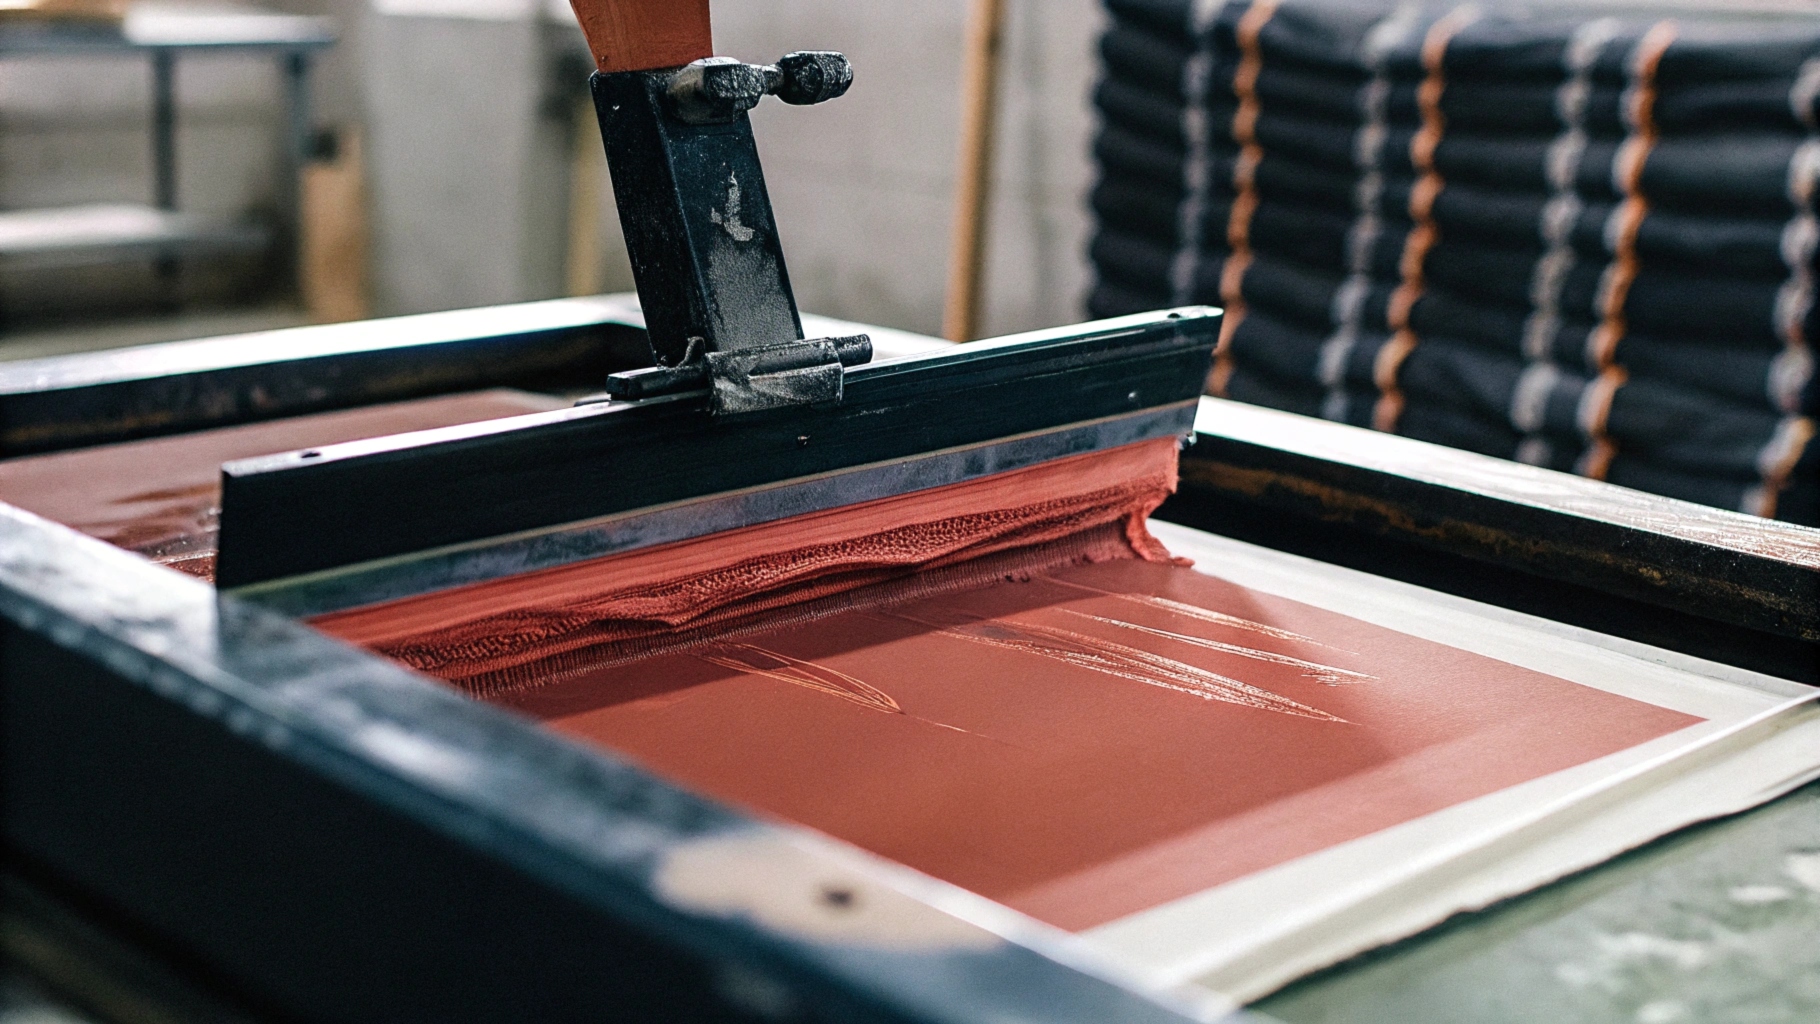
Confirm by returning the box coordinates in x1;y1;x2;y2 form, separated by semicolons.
1785;851;1820;893
1594;932;1709;970
1728;884;1795;905
1635;999;1687;1023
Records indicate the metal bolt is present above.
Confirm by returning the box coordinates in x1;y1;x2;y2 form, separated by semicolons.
666;57;769;124
770;51;854;106
666;53;854;125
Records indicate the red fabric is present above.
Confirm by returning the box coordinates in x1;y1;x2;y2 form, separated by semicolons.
321;434;1701;932
314;438;1186;692
517;559;1703;931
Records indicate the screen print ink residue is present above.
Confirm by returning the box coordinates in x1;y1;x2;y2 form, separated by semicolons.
502;558;1703;932
315;439;1184;693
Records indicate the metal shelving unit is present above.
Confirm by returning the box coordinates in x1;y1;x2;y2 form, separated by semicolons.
0;4;335;301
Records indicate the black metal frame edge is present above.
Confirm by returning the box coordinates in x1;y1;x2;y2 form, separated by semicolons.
0;505;1211;1024
2;869;277;1024
1166;399;1820;682
213;309;1222;587
0;297;653;457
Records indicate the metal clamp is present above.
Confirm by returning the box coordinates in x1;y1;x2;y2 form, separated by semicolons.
591;46;860;416
665;51;854;124
594;334;872;413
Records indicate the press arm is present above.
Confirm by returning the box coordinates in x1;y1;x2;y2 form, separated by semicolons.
567;0;863;415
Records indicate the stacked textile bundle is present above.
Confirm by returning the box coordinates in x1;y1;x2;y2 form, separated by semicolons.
1089;0;1820;524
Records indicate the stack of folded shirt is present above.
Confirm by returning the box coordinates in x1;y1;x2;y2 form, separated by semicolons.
1089;0;1819;525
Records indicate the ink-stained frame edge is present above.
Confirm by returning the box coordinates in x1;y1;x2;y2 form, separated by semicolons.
0;501;1215;1024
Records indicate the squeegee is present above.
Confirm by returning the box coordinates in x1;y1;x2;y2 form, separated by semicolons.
212;0;1222;681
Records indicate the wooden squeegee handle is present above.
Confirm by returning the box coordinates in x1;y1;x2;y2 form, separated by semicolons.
568;0;713;73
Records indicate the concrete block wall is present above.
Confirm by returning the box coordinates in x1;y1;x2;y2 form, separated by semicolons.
361;8;581;314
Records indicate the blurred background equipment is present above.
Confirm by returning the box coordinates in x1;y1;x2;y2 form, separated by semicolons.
1088;0;1820;525
0;0;129;27
0;2;333;330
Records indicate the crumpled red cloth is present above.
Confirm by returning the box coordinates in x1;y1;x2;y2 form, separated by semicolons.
315;438;1186;693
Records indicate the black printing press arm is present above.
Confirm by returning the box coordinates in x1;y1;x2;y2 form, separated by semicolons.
573;0;868;415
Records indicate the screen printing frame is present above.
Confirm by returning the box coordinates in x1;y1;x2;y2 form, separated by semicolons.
1168;401;1820;684
0;295;952;460
0;301;1816;1023
0;296;648;458
0;499;1224;1024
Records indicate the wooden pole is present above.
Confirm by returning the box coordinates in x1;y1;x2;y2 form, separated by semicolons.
942;0;1008;342
300;129;370;323
566;98;605;298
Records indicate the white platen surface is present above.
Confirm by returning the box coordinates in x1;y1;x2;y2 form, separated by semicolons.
1080;521;1820;1007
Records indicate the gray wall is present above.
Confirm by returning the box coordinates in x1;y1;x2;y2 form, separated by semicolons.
361;7;579;314
709;0;1105;338
0;8;291;318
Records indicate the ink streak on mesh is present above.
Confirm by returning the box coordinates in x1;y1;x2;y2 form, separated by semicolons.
699;597;1361;727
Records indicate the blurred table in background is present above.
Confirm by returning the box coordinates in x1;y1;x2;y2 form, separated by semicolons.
0;4;334;310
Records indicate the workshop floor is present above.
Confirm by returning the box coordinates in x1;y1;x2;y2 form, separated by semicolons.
1259;780;1820;1024
0;972;94;1024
